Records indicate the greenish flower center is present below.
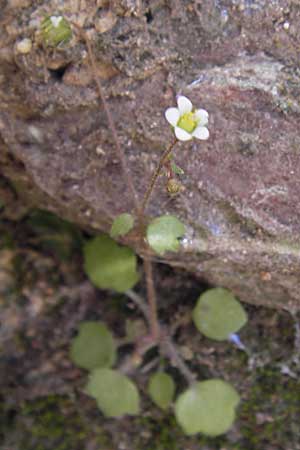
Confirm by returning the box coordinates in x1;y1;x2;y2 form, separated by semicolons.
177;112;197;133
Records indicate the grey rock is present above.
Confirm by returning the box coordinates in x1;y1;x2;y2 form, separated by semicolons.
1;0;300;309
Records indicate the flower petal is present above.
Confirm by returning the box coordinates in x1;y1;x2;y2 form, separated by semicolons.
192;126;209;140
194;109;209;126
175;126;193;141
165;107;180;126
177;96;192;114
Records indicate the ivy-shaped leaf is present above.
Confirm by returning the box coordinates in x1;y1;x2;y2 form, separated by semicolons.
193;288;247;341
148;372;175;410
175;379;240;436
86;368;140;417
84;234;139;293
110;213;134;239
146;215;185;255
70;321;116;370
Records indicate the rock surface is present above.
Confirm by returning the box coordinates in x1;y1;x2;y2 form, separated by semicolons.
1;0;300;309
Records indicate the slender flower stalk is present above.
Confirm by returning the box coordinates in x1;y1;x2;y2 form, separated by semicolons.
83;30;141;217
141;137;177;214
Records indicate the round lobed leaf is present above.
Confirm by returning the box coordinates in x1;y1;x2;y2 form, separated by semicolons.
84;234;139;293
110;213;134;239
175;379;240;436
193;288;247;341
70;321;116;370
86;368;140;417
146;215;185;255
148;372;175;410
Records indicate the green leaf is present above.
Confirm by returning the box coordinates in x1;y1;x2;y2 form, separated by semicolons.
70;321;116;370
175;379;240;436
86;368;140;417
41;15;72;47
192;288;247;341
171;162;184;175
84;234;139;293
110;213;134;239
148;372;175;410
146;215;185;255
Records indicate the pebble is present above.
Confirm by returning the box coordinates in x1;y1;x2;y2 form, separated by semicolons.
16;38;32;54
283;21;290;31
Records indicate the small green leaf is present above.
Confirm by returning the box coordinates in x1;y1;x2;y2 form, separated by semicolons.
41;15;72;47
70;321;116;370
86;368;140;417
148;372;175;410
110;213;134;239
84;234;139;293
193;288;247;341
171;162;184;175
175;379;240;436
146;215;185;255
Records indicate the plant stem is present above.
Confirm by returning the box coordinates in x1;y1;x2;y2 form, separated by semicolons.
125;290;196;384
81;28;162;342
83;31;141;216
162;335;196;385
143;256;160;341
141;137;177;214
125;289;149;323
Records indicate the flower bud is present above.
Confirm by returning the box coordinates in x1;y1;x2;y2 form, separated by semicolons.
167;178;182;195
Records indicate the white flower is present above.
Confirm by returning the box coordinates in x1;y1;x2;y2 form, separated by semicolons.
165;95;209;142
50;16;63;28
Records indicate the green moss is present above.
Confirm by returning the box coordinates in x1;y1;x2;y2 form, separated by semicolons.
19;395;90;450
132;415;182;450
239;366;300;448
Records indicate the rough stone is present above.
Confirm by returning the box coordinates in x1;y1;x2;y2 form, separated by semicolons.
1;0;300;309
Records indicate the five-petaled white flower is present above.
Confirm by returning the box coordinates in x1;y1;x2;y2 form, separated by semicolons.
165;95;209;142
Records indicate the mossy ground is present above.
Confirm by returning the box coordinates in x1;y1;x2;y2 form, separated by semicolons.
1;209;300;450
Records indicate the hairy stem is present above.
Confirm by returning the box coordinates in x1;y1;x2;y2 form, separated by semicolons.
125;290;195;384
125;289;150;324
143;256;160;341
83;32;141;215
141;137;177;214
162;335;196;385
